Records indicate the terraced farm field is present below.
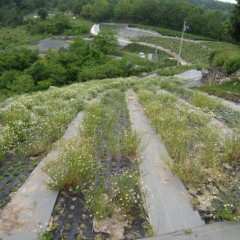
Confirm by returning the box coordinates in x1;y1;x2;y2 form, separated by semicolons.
0;75;239;239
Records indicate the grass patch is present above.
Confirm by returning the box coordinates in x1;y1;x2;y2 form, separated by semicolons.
196;78;240;103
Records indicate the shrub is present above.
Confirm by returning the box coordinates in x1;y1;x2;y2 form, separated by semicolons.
209;50;240;75
43;138;96;190
78;61;123;82
209;50;232;67
8;74;35;94
0;70;19;89
224;55;240;75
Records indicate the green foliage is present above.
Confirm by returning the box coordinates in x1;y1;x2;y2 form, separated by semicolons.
0;32;157;96
27;59;67;86
0;0;235;42
0;48;39;72
81;0;231;41
0;70;19;90
209;50;240;75
93;31;118;54
209;50;232;67
0;3;23;27
224;55;240;75
38;8;48;20
8;74;35;94
26;16;91;36
120;53;152;74
0;26;45;50
78;60;123;82
45;14;71;35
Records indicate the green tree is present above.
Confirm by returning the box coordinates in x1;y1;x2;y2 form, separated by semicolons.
0;70;19;90
8;74;35;93
93;31;118;54
114;0;131;22
227;0;240;42
81;4;94;19
0;3;23;26
38;8;48;20
0;48;38;72
45;14;71;34
91;0;111;21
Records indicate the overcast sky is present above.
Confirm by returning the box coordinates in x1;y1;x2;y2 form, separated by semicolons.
217;0;236;3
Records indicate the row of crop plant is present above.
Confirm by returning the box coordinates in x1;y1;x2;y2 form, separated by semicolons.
0;77;137;209
42;90;152;239
134;79;240;223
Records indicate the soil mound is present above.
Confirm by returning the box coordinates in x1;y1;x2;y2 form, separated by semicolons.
201;67;228;84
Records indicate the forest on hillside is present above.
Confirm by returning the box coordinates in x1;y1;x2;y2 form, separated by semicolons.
0;0;238;41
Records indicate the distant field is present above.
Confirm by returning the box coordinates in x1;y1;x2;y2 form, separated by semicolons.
99;23;240;66
121;43;177;68
134;36;240;65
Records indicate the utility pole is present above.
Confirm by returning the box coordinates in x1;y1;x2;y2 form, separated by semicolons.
178;20;187;65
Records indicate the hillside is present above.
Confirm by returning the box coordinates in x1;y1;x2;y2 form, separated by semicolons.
0;2;240;238
0;0;238;41
0;73;240;238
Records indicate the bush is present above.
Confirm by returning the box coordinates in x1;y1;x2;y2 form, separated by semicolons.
8;74;35;94
209;50;240;75
78;61;123;82
209;50;232;67
224;55;240;75
0;48;38;72
0;70;19;89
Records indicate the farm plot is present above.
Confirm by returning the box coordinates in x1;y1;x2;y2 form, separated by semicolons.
133;36;240;65
0;78;137;209
152;78;240;129
134;80;240;223
122;43;177;68
43;90;151;239
195;78;240;104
